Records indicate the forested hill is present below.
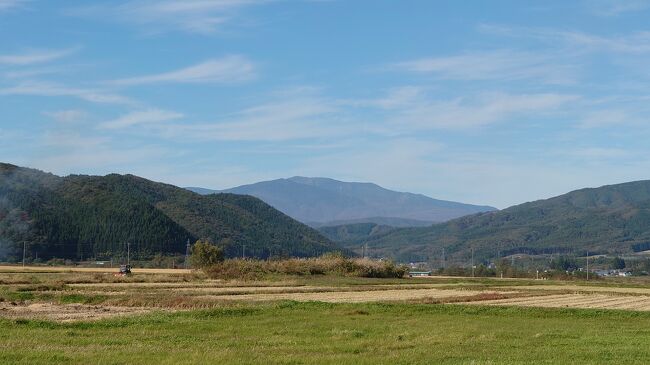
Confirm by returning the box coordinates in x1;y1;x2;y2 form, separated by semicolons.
351;180;650;264
0;163;340;262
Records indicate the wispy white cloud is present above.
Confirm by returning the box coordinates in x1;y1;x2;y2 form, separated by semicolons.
365;90;580;131
109;56;255;86
579;109;632;128
43;109;88;123
349;86;425;109
68;0;270;34
157;97;345;141
587;0;650;16
0;81;135;105
0;48;77;65
480;24;650;54
36;144;173;174
564;147;631;159
100;109;184;129
3;67;64;79
391;50;575;84
0;0;29;12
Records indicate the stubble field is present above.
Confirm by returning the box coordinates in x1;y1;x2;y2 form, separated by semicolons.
2;265;650;364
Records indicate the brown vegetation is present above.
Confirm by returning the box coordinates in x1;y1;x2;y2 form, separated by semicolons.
204;255;409;280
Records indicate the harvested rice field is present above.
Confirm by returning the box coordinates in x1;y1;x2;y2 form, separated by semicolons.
4;267;650;364
5;266;650;315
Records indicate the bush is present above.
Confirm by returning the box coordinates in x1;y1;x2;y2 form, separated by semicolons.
204;255;408;280
190;240;224;269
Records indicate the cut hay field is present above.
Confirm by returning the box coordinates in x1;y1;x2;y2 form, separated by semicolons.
0;265;192;274
3;267;650;364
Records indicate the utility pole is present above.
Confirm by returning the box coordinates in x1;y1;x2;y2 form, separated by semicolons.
365;243;369;259
127;242;130;266
586;251;589;281
185;239;190;269
242;244;246;259
442;247;445;270
22;241;26;268
471;247;475;277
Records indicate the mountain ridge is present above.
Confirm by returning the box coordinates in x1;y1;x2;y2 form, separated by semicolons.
188;176;497;226
348;179;650;263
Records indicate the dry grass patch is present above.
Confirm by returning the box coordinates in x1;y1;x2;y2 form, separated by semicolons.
0;302;158;322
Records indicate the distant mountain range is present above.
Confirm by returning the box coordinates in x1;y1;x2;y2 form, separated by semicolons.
344;180;650;264
0;163;340;261
187;177;496;227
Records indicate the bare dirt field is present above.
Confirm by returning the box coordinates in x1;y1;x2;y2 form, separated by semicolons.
0;302;158;322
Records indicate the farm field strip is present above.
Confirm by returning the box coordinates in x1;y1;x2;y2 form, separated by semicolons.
72;284;463;297
0;265;192;274
67;281;303;288
195;288;508;303
0;302;160;322
499;284;650;295
465;293;650;311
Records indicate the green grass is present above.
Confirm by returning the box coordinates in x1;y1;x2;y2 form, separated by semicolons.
2;302;650;364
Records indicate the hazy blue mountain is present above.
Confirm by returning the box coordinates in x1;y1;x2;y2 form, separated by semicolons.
188;177;496;226
351;180;650;263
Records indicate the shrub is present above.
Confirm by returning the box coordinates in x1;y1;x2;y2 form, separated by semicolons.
190;240;224;269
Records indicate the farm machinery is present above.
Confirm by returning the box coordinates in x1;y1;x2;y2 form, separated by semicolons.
114;264;132;277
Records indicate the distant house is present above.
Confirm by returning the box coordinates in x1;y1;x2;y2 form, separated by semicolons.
409;271;432;277
592;269;631;277
594;270;611;277
409;262;429;269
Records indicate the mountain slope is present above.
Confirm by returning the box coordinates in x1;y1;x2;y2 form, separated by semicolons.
310;217;432;228
0;163;340;261
318;223;395;244
353;180;650;263
191;177;496;226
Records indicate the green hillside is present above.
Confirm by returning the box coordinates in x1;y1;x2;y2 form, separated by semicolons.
0;163;340;261
351;181;650;264
318;223;395;244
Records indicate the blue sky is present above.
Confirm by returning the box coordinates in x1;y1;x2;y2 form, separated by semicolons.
2;0;650;208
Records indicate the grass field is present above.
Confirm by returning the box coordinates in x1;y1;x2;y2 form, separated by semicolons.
2;302;650;364
3;266;650;364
